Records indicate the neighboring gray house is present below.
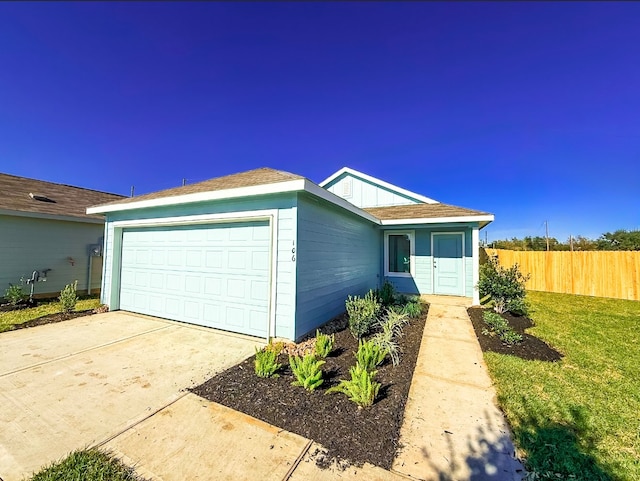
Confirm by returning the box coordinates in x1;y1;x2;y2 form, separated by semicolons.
0;173;125;299
88;167;493;341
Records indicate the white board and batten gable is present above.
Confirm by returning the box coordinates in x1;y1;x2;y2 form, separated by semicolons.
320;167;438;209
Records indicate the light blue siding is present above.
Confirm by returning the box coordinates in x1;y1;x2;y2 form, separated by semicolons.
0;214;104;298
101;194;298;340
384;224;476;298
325;173;422;208
295;194;381;340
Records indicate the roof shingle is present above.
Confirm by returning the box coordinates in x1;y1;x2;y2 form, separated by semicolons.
92;167;304;209
364;203;491;220
0;173;125;221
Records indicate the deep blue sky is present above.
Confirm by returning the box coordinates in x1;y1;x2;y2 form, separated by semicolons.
1;2;638;242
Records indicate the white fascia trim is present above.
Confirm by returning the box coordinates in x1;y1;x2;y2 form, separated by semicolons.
319;167;438;204
0;208;105;224
87;179;306;214
380;214;495;226
302;180;381;224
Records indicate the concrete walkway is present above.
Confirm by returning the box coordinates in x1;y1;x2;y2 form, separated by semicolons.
392;295;525;481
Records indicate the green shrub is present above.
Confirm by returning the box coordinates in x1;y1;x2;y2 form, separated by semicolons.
4;283;26;306
254;343;283;378
289;353;325;391
59;280;78;315
314;330;335;358
506;296;530;317
355;339;387;371
482;310;523;345
376;280;396;307
478;257;530;314
326;364;380;408
500;329;523;345
346;289;381;339
401;300;422;318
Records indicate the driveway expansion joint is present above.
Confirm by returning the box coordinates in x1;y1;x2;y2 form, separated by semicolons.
0;325;171;378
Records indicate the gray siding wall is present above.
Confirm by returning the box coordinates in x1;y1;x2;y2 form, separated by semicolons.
295;194;381;340
0;214;104;298
326;173;421;208
384;224;476;297
101;194;298;340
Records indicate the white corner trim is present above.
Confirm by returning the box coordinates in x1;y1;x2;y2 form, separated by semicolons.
87;179;307;214
302;180;381;224
380;214;495;226
472;227;480;305
383;230;416;278
319;167;439;204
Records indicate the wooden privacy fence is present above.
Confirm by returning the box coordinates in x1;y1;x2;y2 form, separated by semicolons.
482;248;640;301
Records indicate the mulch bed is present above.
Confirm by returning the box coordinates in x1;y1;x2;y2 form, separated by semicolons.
10;310;97;330
467;307;563;362
191;306;429;470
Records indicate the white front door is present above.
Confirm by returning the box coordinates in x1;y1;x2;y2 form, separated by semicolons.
432;233;465;296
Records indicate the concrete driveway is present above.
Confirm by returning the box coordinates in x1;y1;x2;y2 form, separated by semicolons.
0;312;260;481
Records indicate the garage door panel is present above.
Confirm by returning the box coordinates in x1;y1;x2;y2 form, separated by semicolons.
119;222;269;338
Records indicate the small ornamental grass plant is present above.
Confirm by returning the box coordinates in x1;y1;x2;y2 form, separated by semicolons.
314;330;335;358
326;364;380;408
289;353;325;391
254;342;283;378
371;309;409;366
4;283;26;306
482;310;522;345
59;280;78;317
346;289;381;339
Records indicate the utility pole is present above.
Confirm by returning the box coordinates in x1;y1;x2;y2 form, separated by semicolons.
182;178;187;186
130;185;135;197
545;220;550;251
570;235;574;252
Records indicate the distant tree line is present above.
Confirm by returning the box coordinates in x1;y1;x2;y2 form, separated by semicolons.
488;229;640;251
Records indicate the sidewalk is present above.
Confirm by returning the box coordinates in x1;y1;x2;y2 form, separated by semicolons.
391;295;525;481
99;296;524;481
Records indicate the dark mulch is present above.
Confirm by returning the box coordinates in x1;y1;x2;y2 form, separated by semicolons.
3;310;97;331
467;307;563;362
191;306;429;470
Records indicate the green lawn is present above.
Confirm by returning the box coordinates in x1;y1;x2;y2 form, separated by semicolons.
0;296;101;333
484;291;640;481
29;449;147;481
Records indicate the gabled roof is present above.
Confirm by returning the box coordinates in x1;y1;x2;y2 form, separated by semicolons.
87;168;381;223
365;203;494;227
87;166;493;228
0;173;125;223
319;167;439;204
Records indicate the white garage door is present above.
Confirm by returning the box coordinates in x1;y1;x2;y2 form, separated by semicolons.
119;221;270;338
